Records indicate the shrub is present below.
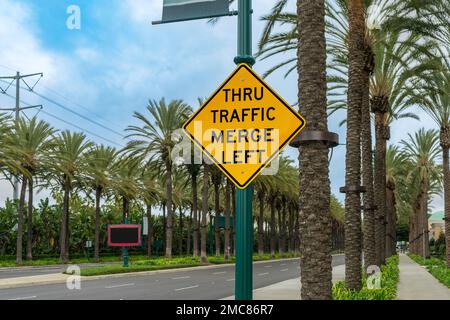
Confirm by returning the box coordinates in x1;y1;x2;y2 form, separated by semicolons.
332;255;399;300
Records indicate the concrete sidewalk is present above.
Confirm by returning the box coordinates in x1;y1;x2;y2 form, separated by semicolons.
397;254;450;300
223;264;345;300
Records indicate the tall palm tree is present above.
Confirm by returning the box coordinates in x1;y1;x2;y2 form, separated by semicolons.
85;145;117;261
50;130;93;263
296;0;333;299
410;57;450;265
343;0;366;291
401;129;441;258
125;98;192;259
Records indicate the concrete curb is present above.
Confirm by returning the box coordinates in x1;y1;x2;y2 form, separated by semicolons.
0;274;70;290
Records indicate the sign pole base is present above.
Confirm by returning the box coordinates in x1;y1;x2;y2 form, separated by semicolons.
235;184;253;300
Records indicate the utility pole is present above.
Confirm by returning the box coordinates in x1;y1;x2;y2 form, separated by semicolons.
234;0;255;300
0;71;43;199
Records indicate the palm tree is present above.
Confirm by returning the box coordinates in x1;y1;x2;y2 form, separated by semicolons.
342;0;366;291
295;0;334;299
401;129;441;258
50;130;93;263
410;57;450;265
85;145;117;261
125;98;192;259
113;156;141;222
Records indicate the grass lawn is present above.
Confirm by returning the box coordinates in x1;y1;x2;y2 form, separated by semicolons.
407;253;450;288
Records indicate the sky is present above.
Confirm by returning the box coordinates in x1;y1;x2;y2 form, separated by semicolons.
0;0;444;212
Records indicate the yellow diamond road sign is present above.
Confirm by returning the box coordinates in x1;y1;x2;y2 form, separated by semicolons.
183;64;306;189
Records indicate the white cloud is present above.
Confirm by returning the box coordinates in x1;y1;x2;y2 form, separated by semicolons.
122;0;163;23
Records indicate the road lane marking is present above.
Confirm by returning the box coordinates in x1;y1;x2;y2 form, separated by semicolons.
264;265;272;268
226;278;235;282
280;263;286;266
213;271;227;275
8;296;37;300
257;272;269;276
281;268;289;272
172;276;191;280
174;285;199;291
105;283;135;289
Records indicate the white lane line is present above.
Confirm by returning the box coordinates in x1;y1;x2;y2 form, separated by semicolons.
264;265;272;268
212;271;227;275
258;272;269;276
226;278;235;282
280;263;286;266
174;285;199;292
105;283;135;289
8;296;37;300
280;268;289;272
172;276;191;280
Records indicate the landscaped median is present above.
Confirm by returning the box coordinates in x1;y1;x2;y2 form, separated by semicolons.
76;253;299;277
407;253;449;288
332;255;399;300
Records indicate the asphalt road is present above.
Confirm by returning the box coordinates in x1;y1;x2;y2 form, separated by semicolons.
0;255;344;300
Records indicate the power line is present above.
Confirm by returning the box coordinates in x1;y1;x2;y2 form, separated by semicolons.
0;78;126;139
1;92;124;148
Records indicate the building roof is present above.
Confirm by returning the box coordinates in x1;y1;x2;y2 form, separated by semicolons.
429;211;444;222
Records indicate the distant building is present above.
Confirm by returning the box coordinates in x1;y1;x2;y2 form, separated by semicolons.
428;211;445;240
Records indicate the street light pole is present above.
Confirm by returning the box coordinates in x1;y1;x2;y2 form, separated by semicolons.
234;0;255;301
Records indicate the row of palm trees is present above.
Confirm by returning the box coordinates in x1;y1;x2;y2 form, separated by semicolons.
0;102;346;264
256;0;449;297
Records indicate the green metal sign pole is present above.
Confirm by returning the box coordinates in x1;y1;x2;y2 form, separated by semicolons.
123;216;129;268
234;0;255;301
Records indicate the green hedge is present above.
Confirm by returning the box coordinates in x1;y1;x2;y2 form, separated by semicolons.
407;253;450;288
332;255;399;300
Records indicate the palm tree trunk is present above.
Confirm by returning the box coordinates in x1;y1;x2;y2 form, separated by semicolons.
421;181;430;258
361;68;376;269
187;209;192;256
165;158;173;259
201;165;209;263
288;206;294;254
214;182;220;256
179;207;183;256
192;173;199;257
442;144;450;267
270;199;276;257
294;209;300;254
281;203;287;256
60;181;70;263
94;187;101;261
277;203;282;255
224;180;231;260
374;113;387;265
385;182;395;258
147;204;152;257
26;177;33;260
344;0;364;291
258;192;265;256
297;0;333;299
16;175;27;265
